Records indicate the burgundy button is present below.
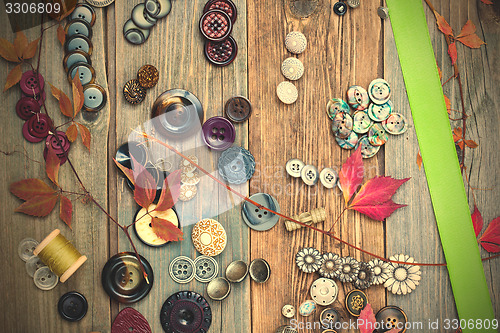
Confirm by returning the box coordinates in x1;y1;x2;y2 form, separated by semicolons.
20;70;45;96
203;0;237;24
16;97;41;120
44;131;71;163
22;113;52;143
202;116;235;151
204;36;238;67
22;90;46;106
199;9;233;42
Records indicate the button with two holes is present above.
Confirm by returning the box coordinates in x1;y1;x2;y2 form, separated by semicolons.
68;62;95;86
33;266;59;291
83;83;107;111
65;35;93;55
18;238;39;262
241;193;280;231
169;256;195;284
69;3;96;26
63;50;91;73
65;19;92;39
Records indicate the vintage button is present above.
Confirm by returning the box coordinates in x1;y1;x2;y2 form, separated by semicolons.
242;193;280;231
281;57;304;81
207;277;231;301
285;158;304;178
151;89;204;139
319;253;341;279
115;141;149;170
155;157;173;172
33;266;59;291
332;112;353;139
194;255;219;283
375;306;408;333
335;130;358;150
368;101;392;122
111;307;152;333
179;184;197;201
123;79;146;105
83;83;106;111
26;255;46;277
144;0;160;17
192;218;227;257
326;98;350;119
276;326;298;333
347;0;360;8
134;204;180;247
23;113;53;143
218;146;255;184
383;113;407;135
354;262;375;290
44;131;71;164
225;96;252;122
347;85;369;111
205;36;238;67
368;123;389;146
86;0;115;7
63;50;91;73
169;256;195;284
70;3;96;26
160;291;212;333
16;97;40;120
101;252;154;304
248;258;270;283
181;170;201;185
137;64;159;89
377;6;389;19
277;81;298;104
319;168;338;188
18;238;39;262
199;9;233;42
148;0;172;19
335;256;360;283
352;110;373;134
285;31;307;54
282;305;295;318
202;116;236;151
345;289;368;316
225;260;247;283
204;0;237;24
296;247;323;273
357;135;380;159
58;291;88;322
20;70;44;96
179;155;198;173
301;164;319;186
310;277;338;306
299;300;316;317
368;258;391;285
68;62;95;86
132;3;157;29
65;35;93;55
368;78;391;104
21;90;46;106
65;19;92;39
333;2;347;15
320;308;340;325
385;254;422;295
123;19;151;45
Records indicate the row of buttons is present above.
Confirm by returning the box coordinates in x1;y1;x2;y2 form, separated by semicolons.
277;31;307;105
123;64;159;104
286;158;339;188
123;0;172;45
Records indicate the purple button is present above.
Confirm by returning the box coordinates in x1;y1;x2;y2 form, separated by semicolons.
16;97;41;120
22;90;46;106
202;116;235;151
20;70;45;96
22;113;52;143
43;131;71;164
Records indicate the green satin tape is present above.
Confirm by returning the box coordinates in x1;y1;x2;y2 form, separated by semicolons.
386;1;495;331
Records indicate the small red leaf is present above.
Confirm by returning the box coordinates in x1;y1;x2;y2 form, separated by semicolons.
433;10;453;36
349;177;410;208
10;178;55;200
444;95;451;114
471;205;483;238
132;156;156;209
77;123;91;151
151;217;184;242
66;123;78;142
359;304;377;333
480;0;493;4
448;42;458;65
457;20;476;38
72;70;84;116
350;200;407;222
480;217;500;253
416;151;423;171
458;140;465;150
23;38;39;60
57;24;66;47
13;31;28;59
14;193;59;217
59;91;73;117
457;33;486;49
45;146;60;186
113;158;135;186
49;83;62;100
155;170;182;212
437;63;442;81
59;195;72;228
339;146;364;204
4;64;22;91
0;37;19;62
453;127;463;139
464;139;478;148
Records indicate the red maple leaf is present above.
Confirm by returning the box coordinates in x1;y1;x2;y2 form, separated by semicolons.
350;200;407;222
479;217;500;253
155;170;181;212
456;20;486;49
338;146;364;204
10;178;55;200
151;217;184;242
14;193;60;217
350;177;410;207
359;304;376;333
448;42;458;65
132;156;156;209
480;0;493;4
471;205;484;238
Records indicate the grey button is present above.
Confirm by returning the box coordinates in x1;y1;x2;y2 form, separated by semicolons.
194;255;218;283
70;4;96;26
123;19;150;45
63;50;91;73
169;256;195;284
65;35;93;55
301;164;319;186
83;84;106;111
152;0;172;19
65;19;92;39
319;168;338;189
241;193;280;231
18;238;39;262
285;158;305;178
145;0;160;17
26;256;46;278
282;304;295;318
69;63;95;86
378;6;389;19
131;3;157;30
320;308;340;325
310;277;338;306
33;266;59;291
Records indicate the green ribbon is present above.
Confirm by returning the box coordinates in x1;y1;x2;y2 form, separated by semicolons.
385;1;495;331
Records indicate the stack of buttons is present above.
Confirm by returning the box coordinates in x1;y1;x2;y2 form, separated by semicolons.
200;0;238;66
123;64;159;105
123;0;172;45
64;3;107;112
179;155;200;202
277;31;307;105
18;238;59;291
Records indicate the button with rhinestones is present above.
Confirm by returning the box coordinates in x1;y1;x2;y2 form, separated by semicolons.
83;83;106;111
20;70;44;96
368;101;392;122
204;36;238;67
65;35;93;55
368;78;391;104
194;255;219;283
277;81;298;104
225;96;252;122
33;266;59;291
123;19;151;45
368;123;389;146
169;256;195;284
332;112;353;139
319;168;338;188
16;97;40;120
242;192;280;231
335;131;358;150
70;3;96;26
326;98;350;119
310;277;338;306
285;158;305;178
65;19;92;39
285;31;307;54
281;57;304;81
200;9;233;42
352;110;373;134
383;113;407;135
345;289;368;316
333;2;347;15
375;306;408;333
123;79;146;105
204;0;237;24
347;85;369;111
58;291;88;322
192;219;227;257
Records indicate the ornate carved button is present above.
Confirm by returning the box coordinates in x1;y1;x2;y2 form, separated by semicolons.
204;0;238;24
277;81;298;104
204;36;238;67
179;184;197;201
218;146;255;184
281;57;304;81
319;252;341;279
285;31;307;54
199;9;233;42
192;219;227;257
111;307;152;333
123;79;146;104
296;247;323;273
310;277;338;306
160;291;212;333
345;289;368;316
169;256;195;284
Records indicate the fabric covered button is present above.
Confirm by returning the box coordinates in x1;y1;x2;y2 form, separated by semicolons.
218;146;256;184
285;158;304;178
352;110;373;134
20;70;44;96
333;2;347;15
204;0;237;24
301;164;319;186
326;98;350;119
382;113;407;135
281;57;304;81
26;255;46;278
332;112;353;139
335;131;358;150
282;305;295;318
70;3;96;26
137;64;159;89
347;85;369;111
241;192;280;231
277;81;298;104
68;62;95;86
18;238;39;262
134;204;180;247
368;78;391;104
58;291;88;322
33;266;59;291
192;219;227;257
16;97;40;120
204;36;238;67
225;96;252;122
149;0;171;19
123;79;146;105
199;9;233;42
23;113;53;143
160;291;212;333
169;256;195;284
83;83;106;111
368;123;389;146
375;306;408;333
345;289;368;316
65;35;93;55
123;19;151;45
310;277;338;306
63;50;91;73
285;31;307;54
194;255;219;283
131;3;157;29
299;300;316;317
202;116;236;151
319;167;338;188
65;19;92;39
357;135;380;158
368;101;393;122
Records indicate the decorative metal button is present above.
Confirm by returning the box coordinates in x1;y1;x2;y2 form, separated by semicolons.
347;0;360;8
319;168;338;189
335;131;358;150
33;266;59;291
334;256;360;283
63;50;91;73
241;193;280;231
169;256;195;284
65;19;92;39
58;291;88;322
320;308;340;326
225;259;248;283
194;255;219;283
123;79;146;105
204;36;238;67
225;96;252;122
199;9;233;42
249;258;270;283
385;254;421;295
375;306;408;333
148;0;171;19
192;219;227;257
354;262;375;289
20;70;44;96
301;164;319;186
357;135;380;159
26;255;46;277
332;112;353;139
207;277;231;301
160;291;212;333
70;3;96;26
296;247;323;273
347;85;369;111
368;258;391;285
377;6;389;19
65;35;93;55
326;98;350;119
134;205;180;247
111;307;151;333
368;78;391;105
179;184;197;201
204;0;238;24
368;123;389;146
16;97;40;120
345;289;368;317
333;2;347;15
202;116;236;151
137;64;159;89
352;110;373;134
285;158;304;178
86;0;115;7
281;57;304;81
299;300;316;317
383;113;408;135
68;62;95;86
368;101;392;122
282;305;295;318
123;19;151;45
276;326;298;333
83;83;106;111
277;81;298;104
218;146;255;184
310;277;338;306
319;252;341;279
132;3;157;30
285;31;307;54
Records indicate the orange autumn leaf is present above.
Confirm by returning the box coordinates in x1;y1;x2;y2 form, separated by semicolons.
59;90;73;117
72;70;84;116
448;42;458;65
0;37;19;62
457;20;476;38
13;31;28;59
433;10;453;36
77;123;91;151
66;123;78;142
453;127;463;139
151;216;184;242
45;146;60;186
155;170;181;212
457;33;486;49
416;151;423;171
4;64;22;91
57;24;66;47
132;156;156;209
458;140;465;150
113;158;135;187
14;193;60;217
464;139;478;148
437;64;442;81
59;195;73;228
10;178;55;200
49;82;62;100
444;95;451;114
23;38;40;60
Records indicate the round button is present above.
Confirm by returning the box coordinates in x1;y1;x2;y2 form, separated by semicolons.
310;277;338;306
285;158;305;178
201;116;236;151
123;19;151;45
169;256;195;284
335;130;358;150
134;204;180;247
383;113;408;135
242;192;280;231
65;35;93;55
58;291;88;322
21;90;46;106
204;0;237;24
85;0;115;7
45;131;70;155
149;0;171;19
68;62;95;86
225;96;252;122
18;238;39;262
368;123;389;146
375;306;408;333
199;9;233;42
179;155;198;173
115;141;149;170
23;113;53;143
345;289;368;316
123;79;146;105
145;0;160;17
83;83;106;111
301;164;319;186
319;168;338;188
277;81;298;104
70;3;96;26
16;97;40;120
20;70;44;96
347;0;360;8
333;2;347;15
33;266;59;291
218;146;256;184
352;110;373;134
26;255;46;277
194;255;219;283
179;184;197;201
320;308;340;326
368;101;393;122
204;36;238;67
65;19;92;39
281;57;304;81
248;258;271;283
326;98;350;119
332;112;353;139
299;300;316;317
63;50;91;73
181;170;200;185
101;252;154;304
378;6;389;19
206;277;231;301
282;305;295;318
368;78;391;104
160;291;212;333
347;85;369;111
225;260;248;283
357;135;380;159
132;3;157;29
192;219;227;257
137;64;159;89
285;31;307;54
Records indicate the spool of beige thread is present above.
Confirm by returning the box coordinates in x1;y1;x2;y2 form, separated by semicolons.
284;207;326;231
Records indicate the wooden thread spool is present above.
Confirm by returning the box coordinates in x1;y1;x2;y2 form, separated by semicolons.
284;207;326;231
33;229;87;283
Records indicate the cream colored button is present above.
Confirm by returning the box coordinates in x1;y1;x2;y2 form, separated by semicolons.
181;170;200;185
18;238;39;262
285;31;307;54
179;184;197;202
179;155;198;173
277;81;298;104
310;277;338;306
192;219;227;257
26;256;46;278
34;266;59;291
134;204;179;247
281;57;304;81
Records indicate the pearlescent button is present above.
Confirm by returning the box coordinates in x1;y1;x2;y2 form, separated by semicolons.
70;3;96;26
347;85;369;111
368;123;389;146
281;57;304;81
192;219;227;257
357;135;380;159
352;110;373;134
285;158;305;178
299;300;316;317
33;266;59;291
282;305;295;318
83;83;106;111
319;168;338;188
65;19;92;38
310;277;338;306
277;81;298;104
169;256;195;284
383;113;408;135
368;78;391;104
301;164;319;186
326;98;350;119
335;131;358;149
332;112;353;139
241;193;280;231
65;35;93;55
368;101;393;122
132;3;157;30
123;19;151;45
285;31;307;54
194;255;219;283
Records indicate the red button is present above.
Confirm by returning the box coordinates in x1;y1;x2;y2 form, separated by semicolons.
199;10;233;42
22;90;46;107
43;131;71;164
20;70;45;96
204;36;238;67
203;0;237;24
16;97;40;120
22;113;52;143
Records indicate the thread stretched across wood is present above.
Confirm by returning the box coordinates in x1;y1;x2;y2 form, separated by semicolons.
284;207;326;231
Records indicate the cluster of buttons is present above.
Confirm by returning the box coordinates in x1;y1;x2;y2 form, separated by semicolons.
286;158;339;189
333;0;360;16
327;78;407;158
200;0;238;66
123;64;159;104
277;31;307;104
64;3;107;112
123;0;172;45
18;238;59;291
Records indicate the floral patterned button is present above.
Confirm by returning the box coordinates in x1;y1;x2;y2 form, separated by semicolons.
191;219;227;257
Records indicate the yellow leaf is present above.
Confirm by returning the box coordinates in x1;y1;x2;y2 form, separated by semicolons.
23;38;40;60
4;64;22;91
13;32;28;59
0;38;19;62
66;123;78;142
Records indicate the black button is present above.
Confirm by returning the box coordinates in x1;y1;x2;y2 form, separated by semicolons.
375;306;408;333
333;2;347;15
160;291;212;333
58;291;88;322
225;96;252;122
345;289;368;317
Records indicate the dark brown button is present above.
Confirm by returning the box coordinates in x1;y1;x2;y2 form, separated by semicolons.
137;64;159;89
345;289;368;317
123;79;147;104
225;96;252;122
375;306;408;333
199;9;233;42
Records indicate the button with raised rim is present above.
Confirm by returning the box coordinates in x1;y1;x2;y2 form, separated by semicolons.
282;305;295;318
132;3;157;29
65;19;92;38
368;78;391;105
301;164;319;186
16;97;40;120
241;192;280;231
368;123;389;146
218;146;256;184
347;85;369;111
202;116;236;151
368;101;393;122
149;0;171;19
85;0;115;7
63;50;91;73
204;36;238;67
335;131;358;150
333;2;347;15
199;9;233;42
58;291;88;322
33;266;59;291
345;289;368;316
320;308;340;326
249;258;270;283
65;35;93;55
356;135;380;159
169;256;195;284
134;204;180;247
285;158;305;178
352;110;373;134
204;0;237;24
68;62;95;86
192;219;227;257
123;19;151;45
225;96;252;122
310;277;338;306
20;70;44;96
160;291;212;333
21;90;46;106
326;98;350;119
70;3;96;26
23;113;53;143
18;238;39;262
194;255;219;283
26;256;46;277
382;113;407;135
123;79;146;105
332;112;353;139
319;168;338;189
375;306;408;333
83;83;107;111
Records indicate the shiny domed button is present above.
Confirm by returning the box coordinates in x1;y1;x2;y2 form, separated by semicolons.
169;256;195;284
281;57;304;81
23;113;53;143
26;256;46;278
332;112;353;139
134;204;180;247
333;2;347;15
375;306;408;333
249;258;271;283
206;277;231;301
65;35;93;55
383;113;408;135
16;97;40;120
345;289;368;316
65;19;92;39
347;0;360;8
335;131;358;150
320;308;340;326
310;277;338;306
285;31;307;54
33;266;59;291
357;135;380;159
242;192;280;231
83;83;106;112
123;19;151;45
368;78;391;105
148;0;171;19
285;158;305;178
192;219;227;257
195;255;219;283
368;123;389;146
68;62;95;86
204;0;238;24
160;291;212;333
70;3;96;26
377;6;389;19
132;3;157;29
202;116;236;151
277;81;298;104
20;70;45;96
63;50;91;73
368;101;393;122
200;9;233;42
299;300;316;317
347;85;369;111
301;164;319;186
137;65;159;89
319;168;338;188
18;238;39;262
145;0;160;17
58;291;88;322
225;96;252;122
326;98;350;119
218;146;256;184
282;304;295;318
123;79;146;105
205;36;238;67
352;110;373;134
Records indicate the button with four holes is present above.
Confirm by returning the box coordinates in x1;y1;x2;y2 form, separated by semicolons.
375;306;408;333
320;308;340;325
286;158;305;178
202;116;236;151
241;192;280;231
16;97;40;120
194;255;219;283
22;113;53;143
58;291;88;322
301;164;319;186
225;96;252;122
19;70;44;96
169;256;195;284
319;168;338;189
